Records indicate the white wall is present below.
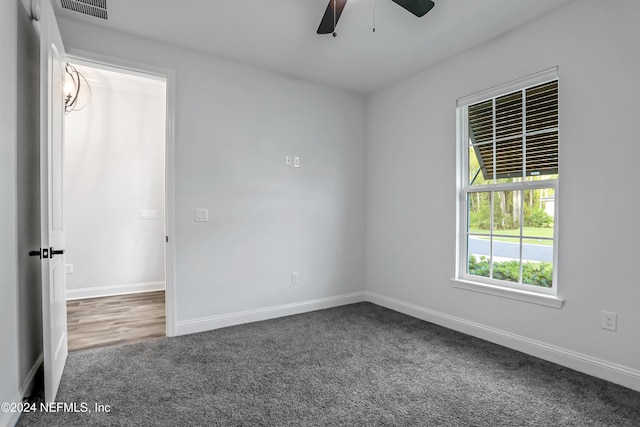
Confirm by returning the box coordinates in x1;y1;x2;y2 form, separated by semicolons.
0;0;22;426
57;19;367;324
55;0;639;393
64;65;166;298
366;0;640;389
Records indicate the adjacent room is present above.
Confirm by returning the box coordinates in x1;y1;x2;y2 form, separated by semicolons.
2;0;639;426
63;62;167;351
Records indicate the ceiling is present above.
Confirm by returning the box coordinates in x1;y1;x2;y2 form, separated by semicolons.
53;0;574;94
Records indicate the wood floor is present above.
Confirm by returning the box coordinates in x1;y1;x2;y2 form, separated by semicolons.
67;291;166;352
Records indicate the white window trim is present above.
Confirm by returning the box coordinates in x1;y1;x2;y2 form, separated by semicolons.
450;279;564;309
457;67;559;108
454;67;562;308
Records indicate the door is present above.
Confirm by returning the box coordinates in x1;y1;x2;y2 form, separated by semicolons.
32;0;68;402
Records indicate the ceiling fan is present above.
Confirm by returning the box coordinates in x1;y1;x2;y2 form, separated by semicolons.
317;0;435;36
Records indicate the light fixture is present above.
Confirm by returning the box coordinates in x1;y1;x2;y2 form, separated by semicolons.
317;0;434;36
64;63;90;114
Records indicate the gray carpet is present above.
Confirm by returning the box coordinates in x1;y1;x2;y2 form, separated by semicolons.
18;303;640;426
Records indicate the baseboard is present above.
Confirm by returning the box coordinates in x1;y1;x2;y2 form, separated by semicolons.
0;355;44;427
365;291;640;393
66;281;165;300
19;353;42;398
0;390;23;427
176;292;366;336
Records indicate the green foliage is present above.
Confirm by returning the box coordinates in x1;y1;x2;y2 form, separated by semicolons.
468;191;519;231
524;208;554;228
521;262;553;287
468;255;553;288
469;204;491;230
492;260;521;283
469;255;491;277
492;202;518;230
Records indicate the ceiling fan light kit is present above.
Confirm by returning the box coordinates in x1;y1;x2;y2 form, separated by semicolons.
317;0;435;36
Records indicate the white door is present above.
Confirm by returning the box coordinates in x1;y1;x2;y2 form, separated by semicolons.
33;0;68;402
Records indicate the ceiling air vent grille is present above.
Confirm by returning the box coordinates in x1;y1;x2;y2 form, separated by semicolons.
60;0;108;20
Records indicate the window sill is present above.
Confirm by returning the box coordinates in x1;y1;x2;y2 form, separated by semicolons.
450;279;564;309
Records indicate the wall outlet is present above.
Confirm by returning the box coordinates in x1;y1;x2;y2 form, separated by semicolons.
292;272;299;285
195;208;209;222
293;156;300;168
601;310;617;331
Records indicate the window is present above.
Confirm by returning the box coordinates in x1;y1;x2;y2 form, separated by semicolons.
455;68;560;301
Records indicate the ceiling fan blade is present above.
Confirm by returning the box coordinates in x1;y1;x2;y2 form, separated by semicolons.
317;0;348;34
390;0;434;17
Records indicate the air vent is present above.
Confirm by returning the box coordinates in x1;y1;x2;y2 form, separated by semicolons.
60;0;108;20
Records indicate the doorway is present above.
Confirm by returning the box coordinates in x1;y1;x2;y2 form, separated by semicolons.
63;60;168;351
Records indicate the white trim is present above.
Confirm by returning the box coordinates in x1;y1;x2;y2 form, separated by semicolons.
176;292;366;336
163;67;177;338
65;50;169;83
19;353;43;397
465;179;558;193
457;66;559;107
456;71;560;297
451;279;563;308
365;291;640;393
66;281;165;300
0;391;23;427
66;57;166;83
63;48;177;337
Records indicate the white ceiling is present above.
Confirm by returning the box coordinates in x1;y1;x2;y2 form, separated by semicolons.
53;0;575;94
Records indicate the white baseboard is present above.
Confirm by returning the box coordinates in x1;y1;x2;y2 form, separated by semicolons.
176;292;366;336
0;391;23;427
19;353;42;398
0;355;44;427
365;291;640;392
66;281;165;300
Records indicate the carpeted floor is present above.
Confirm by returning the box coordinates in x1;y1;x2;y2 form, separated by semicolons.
18;303;640;426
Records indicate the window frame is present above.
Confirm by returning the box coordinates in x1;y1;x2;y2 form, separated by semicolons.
454;68;562;307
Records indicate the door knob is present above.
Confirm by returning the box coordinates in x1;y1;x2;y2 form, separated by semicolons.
29;249;42;258
29;248;49;258
50;248;65;258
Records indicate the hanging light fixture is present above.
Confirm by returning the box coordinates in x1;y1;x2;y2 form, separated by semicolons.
372;0;376;32
333;0;337;37
64;63;90;114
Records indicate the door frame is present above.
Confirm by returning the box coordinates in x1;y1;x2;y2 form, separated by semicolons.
64;49;177;337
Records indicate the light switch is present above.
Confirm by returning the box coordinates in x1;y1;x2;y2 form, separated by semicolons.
65;264;74;274
140;210;157;219
195;208;209;222
285;155;292;166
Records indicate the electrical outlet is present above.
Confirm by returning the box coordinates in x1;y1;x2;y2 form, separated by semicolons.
293;156;300;168
292;272;299;285
195;208;209;222
601;311;617;331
